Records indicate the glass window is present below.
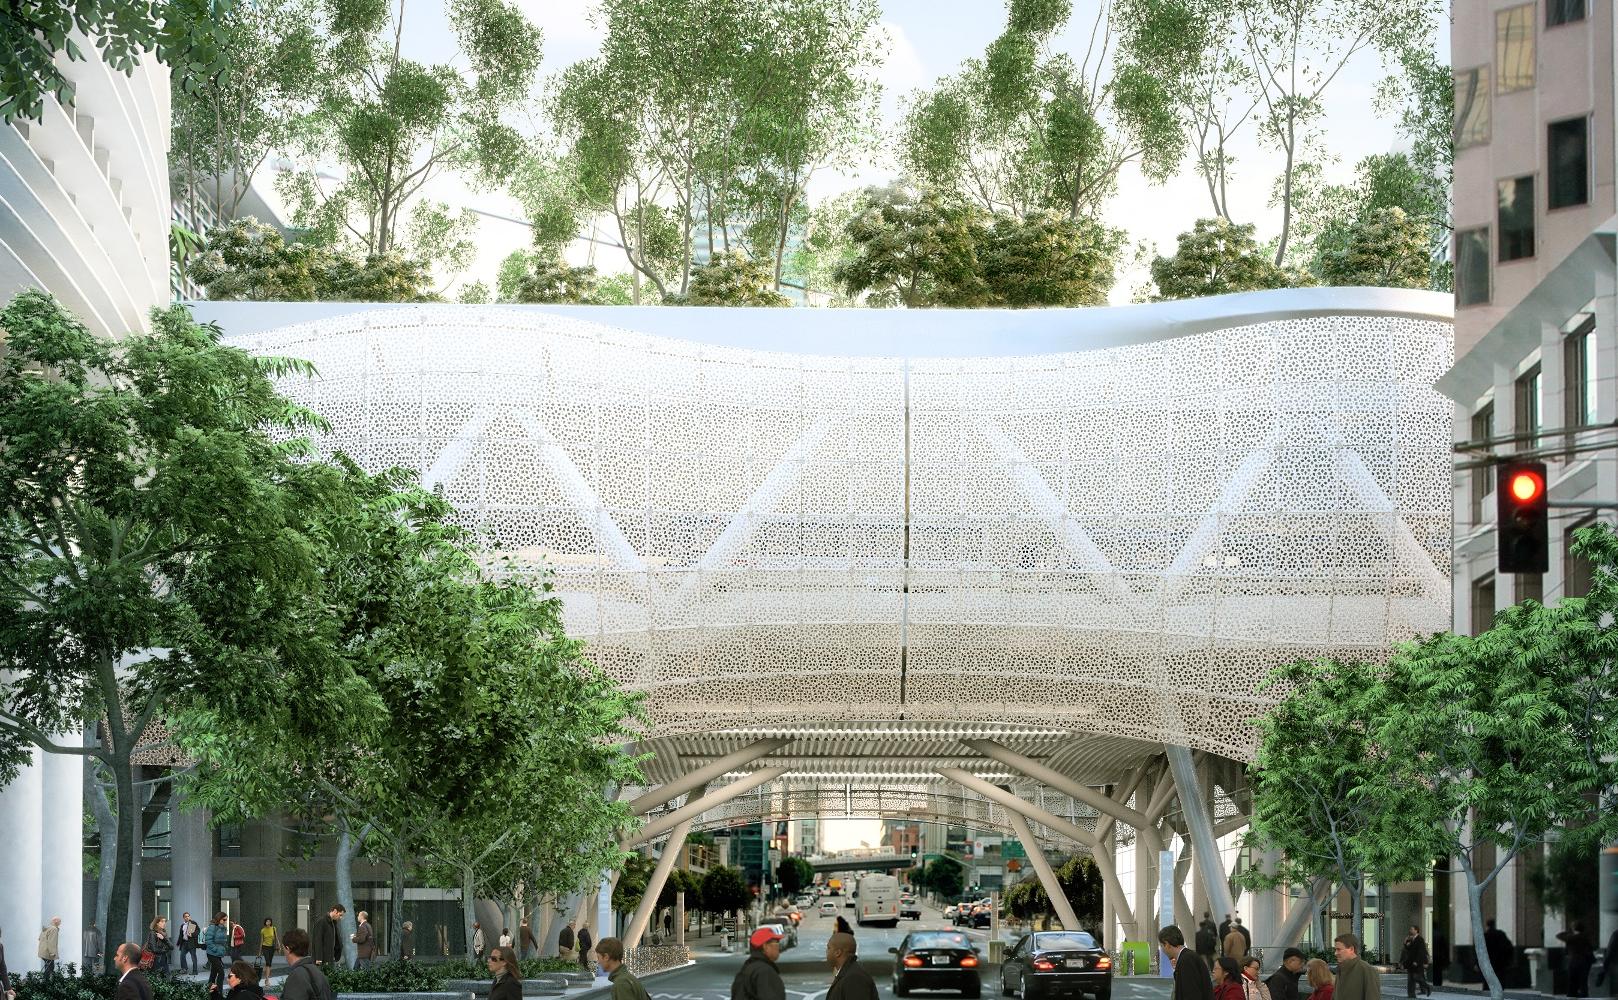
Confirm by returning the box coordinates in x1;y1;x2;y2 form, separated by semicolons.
1548;117;1590;209
1496;5;1536;93
1456;228;1491;306
1565;518;1596;598
1547;0;1586;26
1498;176;1535;261
1515;362;1542;442
1471;574;1496;635
1454;67;1492;148
1470;402;1495;525
1563;314;1597;428
909;933;972;949
1032;933;1099;951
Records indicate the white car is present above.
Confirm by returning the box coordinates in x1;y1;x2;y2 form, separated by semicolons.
820;901;839;917
943;904;959;920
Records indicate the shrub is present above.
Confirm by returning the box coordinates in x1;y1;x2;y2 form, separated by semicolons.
16;969;211;1000
325;961;449;992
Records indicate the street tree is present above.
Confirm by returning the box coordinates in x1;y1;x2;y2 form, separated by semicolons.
777;857;816;896
1001;857;1103;929
924;859;965;899
701;866;753;921
900;0;1182;221
0;291;327;968
1150;218;1302;299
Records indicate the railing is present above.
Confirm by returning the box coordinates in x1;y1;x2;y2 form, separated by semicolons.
626;945;691;977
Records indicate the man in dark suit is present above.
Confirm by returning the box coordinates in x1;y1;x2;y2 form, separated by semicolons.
1159;925;1213;1000
825;933;877;1000
114;943;154;1000
310;905;344;967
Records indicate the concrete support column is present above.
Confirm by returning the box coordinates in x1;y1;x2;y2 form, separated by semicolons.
1005;811;1081;931
0;747;45;970
1133;775;1158;946
593;871;614;978
1249;850;1281;963
624;785;704;949
170;799;213;927
1167;746;1237;921
41;746;84;969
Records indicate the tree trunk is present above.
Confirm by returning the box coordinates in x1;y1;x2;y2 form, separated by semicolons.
1466;875;1504;1000
1273;113;1297;267
390;845;408;961
86;760;118;962
1350;875;1365;956
462;866;478;962
107;750;137;964
336;821;363;969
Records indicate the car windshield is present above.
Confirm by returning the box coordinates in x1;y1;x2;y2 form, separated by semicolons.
909;933;971;950
1033;933;1098;951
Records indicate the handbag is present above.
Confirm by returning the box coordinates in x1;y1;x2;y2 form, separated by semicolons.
139;948;155;970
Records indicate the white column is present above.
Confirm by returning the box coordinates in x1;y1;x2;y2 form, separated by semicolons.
593;872;614;980
0;748;45;970
170;800;213;927
41;748;83;969
1249;850;1281;965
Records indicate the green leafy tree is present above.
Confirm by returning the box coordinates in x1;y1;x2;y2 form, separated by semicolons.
0;1;230;124
1150;218;1303;299
835;187;985;308
980;211;1121;307
277;0;539;270
701;865;753;919
777;856;815;896
1315;206;1432;289
0;291;326;969
1300;153;1448;291
678;253;792;307
1001;857;1103;928
901;0;1182;221
923;859;965;899
193;218;436;302
513;258;602;304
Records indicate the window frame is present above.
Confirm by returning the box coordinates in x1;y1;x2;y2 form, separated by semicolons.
1563;313;1597;429
1497;175;1536;262
1455;226;1492;307
1471;573;1496;636
1564;516;1597;599
1470;401;1495;526
1547;116;1591;211
1514;361;1543;444
1495;4;1537;94
1453;65;1493;149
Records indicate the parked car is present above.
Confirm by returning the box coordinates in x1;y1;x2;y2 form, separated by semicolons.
998;932;1112;1000
892;930;981;998
820;901;839;917
900;899;923;920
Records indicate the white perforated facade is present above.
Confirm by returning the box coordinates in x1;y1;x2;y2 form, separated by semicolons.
210;291;1454;776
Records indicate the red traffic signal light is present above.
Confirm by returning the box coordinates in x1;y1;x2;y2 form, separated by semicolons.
1497;460;1548;574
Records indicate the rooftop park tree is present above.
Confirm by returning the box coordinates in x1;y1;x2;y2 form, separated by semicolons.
1315;206;1433;289
0;291;330;968
192;218;437;302
1150;218;1303;299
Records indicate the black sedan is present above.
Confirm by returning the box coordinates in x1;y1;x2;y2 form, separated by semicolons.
998;932;1112;1000
890;930;982;998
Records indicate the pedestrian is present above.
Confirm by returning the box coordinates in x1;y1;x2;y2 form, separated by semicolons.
1332;934;1381;1000
1598;925;1618;993
278;929;334;1000
596;938;649;1000
1265;948;1307;1000
1222;924;1246;961
145;917;173;979
1195;916;1218;964
1306;960;1335;1000
1213;958;1245;1000
37;916;61;977
498;928;513;951
1219;914;1233;942
1234;918;1251;955
115;943;154;1000
231;920;247;963
1558;922;1595;999
520;921;538;959
576;926;593;972
1242;956;1271;1000
472;922;486;962
486;946;522;1000
730;927;786;1000
825;932;877;1000
259;920;278;988
84;922;104;973
204;913;232;995
1483;919;1514;982
225;960;265;1000
179;914;201;975
1399;925;1432;998
351;911;376;970
1158;926;1213;1000
310;905;343;967
557;922;576;963
834;916;853;936
401;922;415;963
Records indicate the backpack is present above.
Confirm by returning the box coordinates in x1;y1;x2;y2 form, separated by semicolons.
232;924;246;948
288;961;335;1000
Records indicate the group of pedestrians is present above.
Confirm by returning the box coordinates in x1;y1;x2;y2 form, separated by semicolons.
1162;925;1383;1000
103;927;337;1000
723;925;876;1000
554;920;596;970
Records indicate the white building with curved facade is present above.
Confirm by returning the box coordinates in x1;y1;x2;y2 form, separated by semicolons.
194;287;1454;952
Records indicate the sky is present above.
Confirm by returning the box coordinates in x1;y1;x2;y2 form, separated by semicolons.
287;1;1448;303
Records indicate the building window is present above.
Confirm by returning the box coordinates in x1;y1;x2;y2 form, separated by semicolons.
1547;0;1586;26
1496;5;1536;93
1517;573;1543;605
1563;313;1597;428
1515;362;1542;444
1565;517;1596;598
1456;228;1491;306
1454;66;1492;148
1548;117;1590;209
1498;176;1535;261
1471;573;1496;635
1470;402;1495;525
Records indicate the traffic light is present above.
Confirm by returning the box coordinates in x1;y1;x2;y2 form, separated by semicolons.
1497;460;1548;573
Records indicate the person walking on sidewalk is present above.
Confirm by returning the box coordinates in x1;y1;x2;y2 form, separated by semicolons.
557;922;576;963
178;915;200;976
596;938;649;1000
145;917;174;979
204;913;232;995
1266;949;1306;1000
84;923;103;974
259;920;279;988
351;912;377;970
731;928;785;1000
1158;926;1212;1000
37;917;60;978
1306;961;1335;1000
1400;926;1432;998
1559;923;1595;999
826;933;877;1000
486;946;521;1000
1333;935;1381;1000
278;930;334;1000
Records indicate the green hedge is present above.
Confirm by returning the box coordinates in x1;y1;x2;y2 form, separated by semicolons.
325;963;451;993
16;969;211;1000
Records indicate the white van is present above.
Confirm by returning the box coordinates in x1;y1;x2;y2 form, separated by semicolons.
854;873;900;928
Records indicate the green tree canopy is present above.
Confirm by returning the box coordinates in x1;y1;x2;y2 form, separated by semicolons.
192;217;437;302
1001;856;1103;928
700;865;753;916
677;253;792;307
1315;206;1432;289
777;856;815;896
0;291;328;969
1150;217;1303;300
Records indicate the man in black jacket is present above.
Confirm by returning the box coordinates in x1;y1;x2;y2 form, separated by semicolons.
825;933;878;1000
732;928;787;1000
280;929;334;1000
114;944;153;1000
1400;927;1432;998
1159;926;1212;1000
1266;948;1306;1000
310;906;344;967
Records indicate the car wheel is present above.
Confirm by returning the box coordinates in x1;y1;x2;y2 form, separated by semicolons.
1001;972;1015;997
895;978;911;998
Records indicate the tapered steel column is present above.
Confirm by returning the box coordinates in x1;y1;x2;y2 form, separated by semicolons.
1005;811;1082;931
627;739;790;816
1167;746;1237;922
622;768;789;849
623;784;706;948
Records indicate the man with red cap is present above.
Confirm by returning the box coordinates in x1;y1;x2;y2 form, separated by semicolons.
731;927;786;1000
